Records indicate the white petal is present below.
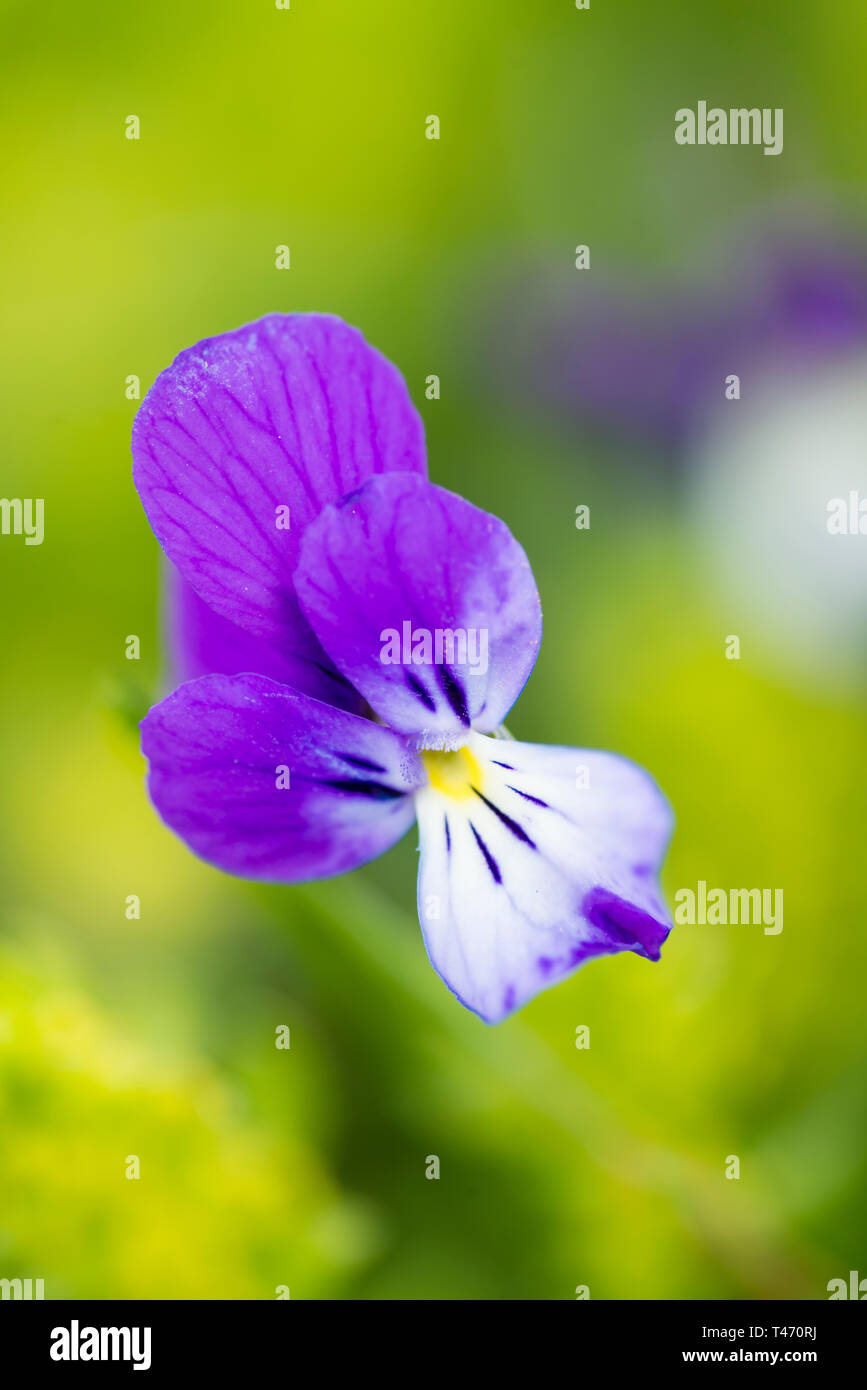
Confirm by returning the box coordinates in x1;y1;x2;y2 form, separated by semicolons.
415;733;673;1023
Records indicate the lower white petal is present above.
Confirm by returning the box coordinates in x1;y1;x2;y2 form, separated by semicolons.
415;732;673;1023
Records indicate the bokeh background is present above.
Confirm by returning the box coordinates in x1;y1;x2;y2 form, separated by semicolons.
1;0;866;1299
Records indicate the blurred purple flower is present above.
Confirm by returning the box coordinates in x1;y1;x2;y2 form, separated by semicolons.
132;314;672;1022
488;205;867;456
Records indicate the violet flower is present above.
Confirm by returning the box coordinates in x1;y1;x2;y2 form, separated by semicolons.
133;314;673;1023
487;205;867;458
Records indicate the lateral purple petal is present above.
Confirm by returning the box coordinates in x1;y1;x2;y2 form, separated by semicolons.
140;674;423;882
294;474;542;745
132;313;426;650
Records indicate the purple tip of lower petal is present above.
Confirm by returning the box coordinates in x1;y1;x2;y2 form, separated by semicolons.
582;887;671;961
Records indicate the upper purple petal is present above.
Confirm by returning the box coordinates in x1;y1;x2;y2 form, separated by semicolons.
140;673;423;882
294;474;542;745
132;313;427;656
164;565;364;713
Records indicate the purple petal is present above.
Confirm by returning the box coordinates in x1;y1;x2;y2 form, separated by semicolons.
140;673;423;881
165;565;364;713
294;474;542;745
414;733;672;1022
132;313;426;655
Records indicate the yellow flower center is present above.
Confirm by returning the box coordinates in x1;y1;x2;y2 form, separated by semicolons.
421;745;483;801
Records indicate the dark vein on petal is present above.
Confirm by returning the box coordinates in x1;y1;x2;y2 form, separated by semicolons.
471;787;536;847
508;785;549;808
406;670;437;712
470;822;501;883
336;752;388;774
437;665;470;725
309;352;345;496
319;778;405;800
257;333;325;511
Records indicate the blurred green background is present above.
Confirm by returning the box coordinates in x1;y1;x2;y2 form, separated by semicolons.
1;0;866;1299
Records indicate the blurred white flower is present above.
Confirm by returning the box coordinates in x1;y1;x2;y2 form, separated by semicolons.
689;354;867;695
